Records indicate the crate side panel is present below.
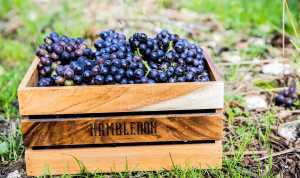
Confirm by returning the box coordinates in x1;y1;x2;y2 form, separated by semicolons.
22;113;223;147
25;141;222;176
204;50;222;81
19;81;224;115
18;58;39;90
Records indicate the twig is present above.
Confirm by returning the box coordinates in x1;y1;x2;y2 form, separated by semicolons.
218;58;289;66
282;0;285;57
258;148;299;161
224;150;268;156
232;87;289;95
291;110;300;114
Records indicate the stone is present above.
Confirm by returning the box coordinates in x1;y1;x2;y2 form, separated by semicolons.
245;95;268;110
278;120;300;142
262;62;291;75
249;37;266;47
7;170;21;178
221;52;242;64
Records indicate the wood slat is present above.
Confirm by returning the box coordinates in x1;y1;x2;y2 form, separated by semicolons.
18;81;223;115
18;52;224;116
22;113;223;147
25;141;222;176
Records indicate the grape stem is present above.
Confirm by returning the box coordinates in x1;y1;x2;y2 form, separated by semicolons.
135;48;151;76
135;48;142;57
142;60;151;76
167;41;173;52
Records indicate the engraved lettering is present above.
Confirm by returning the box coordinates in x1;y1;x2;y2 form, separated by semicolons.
151;121;157;135
116;122;122;135
130;122;136;135
99;123;105;136
137;122;143;135
106;123;115;136
124;122;130;135
91;120;157;137
143;122;150;134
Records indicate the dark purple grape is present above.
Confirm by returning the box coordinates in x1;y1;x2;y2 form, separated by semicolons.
283;90;290;97
94;75;104;85
186;72;195;81
275;94;285;106
288;86;296;95
40;57;52;66
105;75;114;84
141;77;149;83
150;69;159;79
175;66;184;76
64;68;74;79
74;75;83;84
91;65;100;76
54;76;65;85
99;65;109;75
134;69;144;78
114;74;122;82
71;62;84;74
158;72;168;82
284;97;293;107
168;77;176;83
120;78;128;84
52;44;63;55
83;70;92;81
40;66;52;76
177;77;186;82
38;77;53;87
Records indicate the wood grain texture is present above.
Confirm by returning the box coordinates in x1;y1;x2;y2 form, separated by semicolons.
18;80;223;116
25;141;222;176
22;113;223;147
204;50;222;81
18;58;39;89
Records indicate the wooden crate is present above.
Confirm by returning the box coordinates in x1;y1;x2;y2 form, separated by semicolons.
18;51;224;176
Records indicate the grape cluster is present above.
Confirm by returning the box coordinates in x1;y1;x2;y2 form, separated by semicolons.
36;32;94;86
129;30;209;82
36;29;210;87
92;30;149;84
275;83;298;107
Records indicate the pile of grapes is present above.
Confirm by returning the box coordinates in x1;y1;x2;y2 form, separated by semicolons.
36;29;210;87
275;82;298;108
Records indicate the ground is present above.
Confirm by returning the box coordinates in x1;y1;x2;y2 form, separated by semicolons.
0;0;299;177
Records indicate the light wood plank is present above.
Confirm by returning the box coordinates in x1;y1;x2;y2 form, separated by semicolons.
22;113;223;147
18;81;223;115
25;141;222;176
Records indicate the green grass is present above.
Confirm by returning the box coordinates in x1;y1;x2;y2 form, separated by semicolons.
0;121;24;162
180;0;300;34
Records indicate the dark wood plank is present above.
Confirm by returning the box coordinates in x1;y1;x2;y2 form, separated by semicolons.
22;113;223;147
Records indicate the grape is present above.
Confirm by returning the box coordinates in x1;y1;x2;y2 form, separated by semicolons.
275;82;298;108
